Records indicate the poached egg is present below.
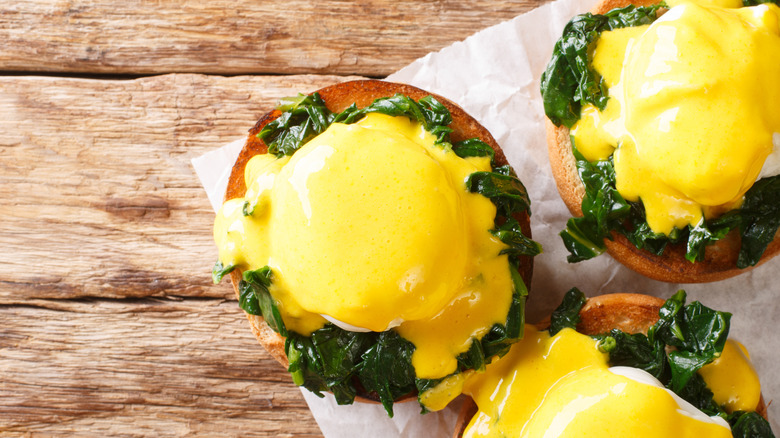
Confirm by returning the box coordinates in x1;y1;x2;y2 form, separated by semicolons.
571;0;780;234
460;325;761;437
214;112;517;381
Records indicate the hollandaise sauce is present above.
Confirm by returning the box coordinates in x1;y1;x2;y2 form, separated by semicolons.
571;1;780;235
462;326;761;437
214;112;516;382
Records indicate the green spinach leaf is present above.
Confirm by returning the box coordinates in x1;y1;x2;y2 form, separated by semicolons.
285;326;375;405
600;329;668;380
357;331;418;416
492;217;543;259
735;175;780;267
212;260;236;284
452;138;496;163
466;169;531;217
730;411;776;437
559;146;629;262
549;287;588;335
650;296;731;392
259;93;334;156
675;372;720;414
598;291;732;412
239;267;288;337
540;4;664;127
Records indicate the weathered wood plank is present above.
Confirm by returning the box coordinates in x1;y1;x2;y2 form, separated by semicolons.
0;0;542;76
0;298;322;437
0;73;361;300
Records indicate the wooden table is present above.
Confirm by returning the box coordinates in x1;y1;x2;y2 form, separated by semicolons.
0;1;545;436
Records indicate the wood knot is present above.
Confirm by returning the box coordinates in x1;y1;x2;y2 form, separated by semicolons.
102;196;171;220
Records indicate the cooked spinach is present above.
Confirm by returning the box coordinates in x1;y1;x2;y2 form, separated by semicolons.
466;168;531;217
468;166;542;261
733;175;780;268
357;331;418;414
548;287;588;335
646;291;730;392
258;93;457;157
280;264;528;417
603;329;667;379
676;372;720;414
595;290;732;394
492;218;543;260
452;138;496;163
562;142;780;264
540;4;664;127
211;261;236;284
549;290;772;436
259;93;333;156
559;146;628;262
239;267;287;336
731;411;776;437
285;326;374;405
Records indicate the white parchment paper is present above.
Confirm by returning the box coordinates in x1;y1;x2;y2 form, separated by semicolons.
193;0;780;434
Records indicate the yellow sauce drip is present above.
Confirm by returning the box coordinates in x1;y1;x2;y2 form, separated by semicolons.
213;112;514;381
699;339;762;412
666;0;742;7
571;2;780;235
462;326;759;437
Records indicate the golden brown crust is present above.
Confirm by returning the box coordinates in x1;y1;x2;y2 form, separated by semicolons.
590;0;659;13
546;119;584;216
454;398;479;438
224;79;533;403
454;293;769;436
544;1;780;283
575;292;663;335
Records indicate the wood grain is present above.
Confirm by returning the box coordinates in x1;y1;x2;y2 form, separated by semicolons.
0;297;321;437
0;73;360;301
0;0;539;76
0;73;349;436
0;0;555;435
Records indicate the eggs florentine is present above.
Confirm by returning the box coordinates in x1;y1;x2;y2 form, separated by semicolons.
461;326;761;437
571;0;780;234
214;112;516;382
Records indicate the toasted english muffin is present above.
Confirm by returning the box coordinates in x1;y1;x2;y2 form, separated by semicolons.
224;79;533;403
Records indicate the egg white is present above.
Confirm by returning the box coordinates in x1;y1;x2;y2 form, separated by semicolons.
757;133;780;179
609;366;730;429
321;314;404;333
